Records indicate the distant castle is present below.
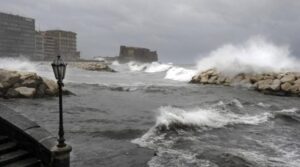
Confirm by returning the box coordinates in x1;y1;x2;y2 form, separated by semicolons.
0;12;80;61
118;45;158;63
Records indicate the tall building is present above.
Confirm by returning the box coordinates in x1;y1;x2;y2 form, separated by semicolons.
34;31;44;60
0;12;35;58
43;30;80;61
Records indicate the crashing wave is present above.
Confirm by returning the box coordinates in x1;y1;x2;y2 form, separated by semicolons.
111;61;120;66
0;57;37;72
196;36;300;76
128;62;172;73
155;106;270;131
164;67;197;82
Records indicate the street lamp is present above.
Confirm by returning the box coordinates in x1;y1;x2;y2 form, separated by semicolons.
52;55;67;148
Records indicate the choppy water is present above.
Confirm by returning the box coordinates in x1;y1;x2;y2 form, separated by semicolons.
1;61;300;167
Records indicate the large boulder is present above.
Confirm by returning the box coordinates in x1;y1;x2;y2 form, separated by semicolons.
281;74;296;83
15;87;36;98
270;79;281;91
281;82;292;92
294;79;300;84
42;78;58;95
0;69;21;88
0;69;71;98
19;71;39;80
208;76;218;84
5;88;20;98
21;79;40;88
256;79;273;90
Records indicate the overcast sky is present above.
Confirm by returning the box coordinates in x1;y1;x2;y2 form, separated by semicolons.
1;0;300;63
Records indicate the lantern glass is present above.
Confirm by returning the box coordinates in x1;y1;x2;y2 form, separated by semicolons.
51;55;67;81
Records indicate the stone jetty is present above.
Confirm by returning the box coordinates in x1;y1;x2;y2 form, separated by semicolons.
69;62;116;72
0;69;58;98
191;68;300;96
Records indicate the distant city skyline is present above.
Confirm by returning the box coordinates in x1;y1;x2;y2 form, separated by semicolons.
1;0;300;63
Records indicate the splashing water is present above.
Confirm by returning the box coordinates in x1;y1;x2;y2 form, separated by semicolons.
164;67;197;82
155;105;271;130
197;36;300;76
0;57;37;72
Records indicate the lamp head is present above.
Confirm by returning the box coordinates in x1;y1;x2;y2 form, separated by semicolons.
51;55;67;81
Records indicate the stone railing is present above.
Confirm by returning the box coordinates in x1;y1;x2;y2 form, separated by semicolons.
0;104;71;167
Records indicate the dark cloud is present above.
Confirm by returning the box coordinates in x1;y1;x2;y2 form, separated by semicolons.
1;0;300;63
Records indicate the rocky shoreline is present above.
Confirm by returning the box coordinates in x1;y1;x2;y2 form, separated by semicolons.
0;69;58;98
191;69;300;96
69;62;116;72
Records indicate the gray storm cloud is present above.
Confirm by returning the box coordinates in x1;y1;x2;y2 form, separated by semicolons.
1;0;300;63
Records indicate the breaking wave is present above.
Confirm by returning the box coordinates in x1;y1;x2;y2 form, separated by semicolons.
155;106;270;131
128;62;172;73
0;57;37;72
164;67;196;82
197;36;300;76
128;62;196;82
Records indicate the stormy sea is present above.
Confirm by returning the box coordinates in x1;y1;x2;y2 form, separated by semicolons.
1;38;300;167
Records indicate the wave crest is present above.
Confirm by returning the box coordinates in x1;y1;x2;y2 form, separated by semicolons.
155;106;270;131
197;36;300;76
164;67;196;82
0;57;37;72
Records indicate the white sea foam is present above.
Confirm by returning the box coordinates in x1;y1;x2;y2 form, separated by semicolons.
144;62;173;73
0;57;37;72
111;60;120;66
164;67;197;82
156;106;270;129
147;149;217;167
197;36;300;76
128;62;172;73
128;62;148;71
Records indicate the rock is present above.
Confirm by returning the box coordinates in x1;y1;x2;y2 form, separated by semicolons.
0;69;70;98
250;74;264;83
216;75;226;84
281;82;292;92
281;74;296;83
42;78;58;95
208;76;218;84
231;74;245;85
239;78;253;88
201;75;209;84
190;75;200;83
294;79;300;84
257;79;273;90
36;84;47;97
21;79;39;88
0;69;21;88
263;75;275;80
290;84;300;94
0;83;4;90
70;62;116;72
190;69;300;97
5;88;20;98
19;71;39;80
15;87;36;98
201;68;218;76
270;79;281;91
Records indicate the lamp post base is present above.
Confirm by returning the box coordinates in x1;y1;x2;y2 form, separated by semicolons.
52;144;72;167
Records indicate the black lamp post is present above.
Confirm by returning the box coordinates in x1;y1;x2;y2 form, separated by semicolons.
52;55;67;148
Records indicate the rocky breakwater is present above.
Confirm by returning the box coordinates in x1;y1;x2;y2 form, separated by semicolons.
190;69;300;96
70;62;116;72
0;69;58;98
